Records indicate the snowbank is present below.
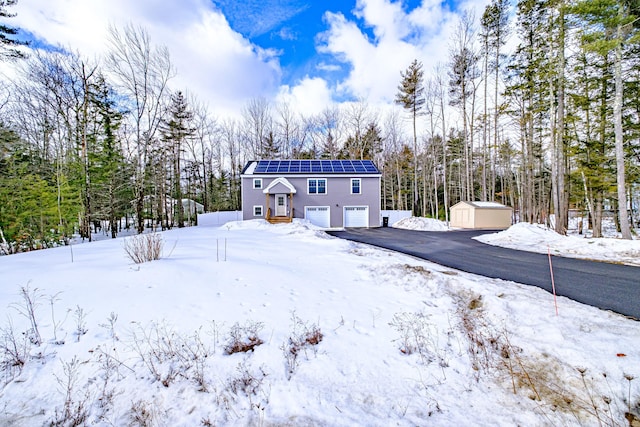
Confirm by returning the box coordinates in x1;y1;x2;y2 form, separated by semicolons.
476;222;640;266
393;216;449;231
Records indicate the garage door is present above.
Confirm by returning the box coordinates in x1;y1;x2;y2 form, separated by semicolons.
305;206;330;228
344;206;369;227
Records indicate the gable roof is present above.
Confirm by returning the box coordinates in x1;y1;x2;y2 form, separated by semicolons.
263;177;297;194
452;201;512;210
242;159;380;175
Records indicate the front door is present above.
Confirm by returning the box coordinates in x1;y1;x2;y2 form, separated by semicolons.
275;194;287;216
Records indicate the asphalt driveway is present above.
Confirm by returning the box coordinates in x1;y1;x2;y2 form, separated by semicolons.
327;227;640;320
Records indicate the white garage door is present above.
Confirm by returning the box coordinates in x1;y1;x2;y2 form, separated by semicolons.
305;206;330;228
344;206;369;227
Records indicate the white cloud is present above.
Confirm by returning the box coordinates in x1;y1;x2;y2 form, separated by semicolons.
160;11;282;115
407;0;454;36
276;76;332;117
7;0;282;118
317;0;491;105
318;10;415;103
277;27;298;41
353;0;409;41
3;0;494;123
316;62;342;72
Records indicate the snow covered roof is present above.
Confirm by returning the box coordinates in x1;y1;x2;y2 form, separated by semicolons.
455;201;512;209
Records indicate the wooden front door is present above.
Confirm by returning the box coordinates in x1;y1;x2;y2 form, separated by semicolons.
275;194;287;216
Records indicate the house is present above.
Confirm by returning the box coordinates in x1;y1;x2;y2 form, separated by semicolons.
241;159;382;228
450;201;513;229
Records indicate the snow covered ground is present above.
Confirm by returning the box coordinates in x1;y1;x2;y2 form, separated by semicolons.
0;219;639;426
393;215;640;267
476;222;640;266
392;216;449;231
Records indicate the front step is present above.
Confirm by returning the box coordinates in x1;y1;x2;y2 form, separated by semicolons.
267;216;292;224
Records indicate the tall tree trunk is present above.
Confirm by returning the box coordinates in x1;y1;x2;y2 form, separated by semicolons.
482;44;489;202
614;18;632;239
412;109;419;215
492;41;500;203
80;63;93;241
554;3;568;235
441;99;449;223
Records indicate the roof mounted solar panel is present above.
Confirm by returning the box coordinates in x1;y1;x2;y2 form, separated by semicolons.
278;160;290;173
343;162;356;172
250;159;379;174
254;161;268;173
363;161;377;172
331;160;344;172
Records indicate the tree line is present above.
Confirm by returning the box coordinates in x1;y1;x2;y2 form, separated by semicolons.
0;0;638;253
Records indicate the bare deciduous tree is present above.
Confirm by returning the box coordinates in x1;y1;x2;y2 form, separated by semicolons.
242;97;272;159
106;24;174;234
449;10;480;202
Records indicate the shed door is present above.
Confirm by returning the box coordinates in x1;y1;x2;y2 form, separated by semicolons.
305;206;330;228
344;206;369;227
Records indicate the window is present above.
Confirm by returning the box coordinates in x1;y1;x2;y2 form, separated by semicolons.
351;178;361;194
253;179;262;189
253;205;263;216
308;178;327;194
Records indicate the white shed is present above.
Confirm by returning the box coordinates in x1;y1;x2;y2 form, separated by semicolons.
450;201;513;229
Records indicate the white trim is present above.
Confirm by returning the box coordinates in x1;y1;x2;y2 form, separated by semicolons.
307;178;327;195
350;178;361;195
263;177;297;194
243;162;257;175
253;178;263;189
253;205;263;216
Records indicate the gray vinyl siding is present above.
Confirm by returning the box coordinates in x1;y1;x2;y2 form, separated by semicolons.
241;174;381;227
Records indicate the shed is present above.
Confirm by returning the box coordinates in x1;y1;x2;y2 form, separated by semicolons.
450;201;513;229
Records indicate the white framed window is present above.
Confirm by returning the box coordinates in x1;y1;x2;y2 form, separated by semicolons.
308;178;327;194
253;178;262;189
253;205;263;216
351;178;361;194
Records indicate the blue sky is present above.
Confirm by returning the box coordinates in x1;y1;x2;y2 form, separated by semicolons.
214;0;446;87
1;0;487;117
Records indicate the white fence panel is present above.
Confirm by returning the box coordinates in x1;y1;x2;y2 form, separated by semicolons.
380;210;412;226
197;211;242;227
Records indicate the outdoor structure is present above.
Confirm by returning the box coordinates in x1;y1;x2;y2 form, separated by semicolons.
142;196;204;224
241;159;382;228
450;201;513;229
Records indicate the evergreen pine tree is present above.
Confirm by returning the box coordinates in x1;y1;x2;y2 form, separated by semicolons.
89;75;129;238
395;59;425;215
162;91;195;228
0;0;27;60
571;0;639;238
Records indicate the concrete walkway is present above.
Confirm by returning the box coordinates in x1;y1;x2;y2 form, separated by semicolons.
327;228;640;320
